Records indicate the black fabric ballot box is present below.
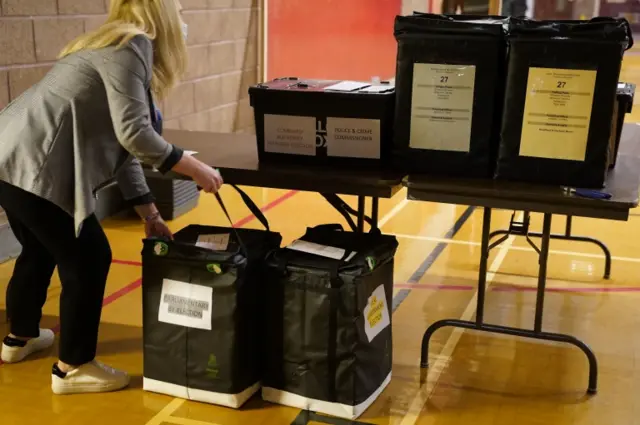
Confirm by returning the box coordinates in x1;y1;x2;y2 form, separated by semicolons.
262;224;398;420
248;78;395;168
392;13;508;178
496;17;633;188
141;186;282;408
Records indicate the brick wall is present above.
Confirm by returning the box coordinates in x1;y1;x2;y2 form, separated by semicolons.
0;0;261;133
163;0;260;134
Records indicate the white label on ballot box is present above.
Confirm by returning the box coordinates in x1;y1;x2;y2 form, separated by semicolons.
326;117;381;159
196;233;230;251
364;284;390;342
158;279;213;330
286;240;357;261
409;63;476;152
324;81;370;92
519;67;596;161
263;114;316;156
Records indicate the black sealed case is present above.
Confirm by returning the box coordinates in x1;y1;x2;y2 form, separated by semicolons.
392;13;508;178
248;78;395;168
495;17;633;188
141;186;282;408
262;224;398;420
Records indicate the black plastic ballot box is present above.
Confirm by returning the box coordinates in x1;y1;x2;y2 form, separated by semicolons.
392;13;508;178
248;78;395;168
141;185;282;408
496;17;633;188
261;224;398;419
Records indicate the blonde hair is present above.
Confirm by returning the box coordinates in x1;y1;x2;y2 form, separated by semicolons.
59;0;187;100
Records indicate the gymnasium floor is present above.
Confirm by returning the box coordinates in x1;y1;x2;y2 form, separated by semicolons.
1;58;640;425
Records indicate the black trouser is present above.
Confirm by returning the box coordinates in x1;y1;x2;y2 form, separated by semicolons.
0;181;112;365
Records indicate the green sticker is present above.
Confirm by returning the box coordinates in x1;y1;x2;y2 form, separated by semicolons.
206;263;222;274
206;354;219;379
153;241;169;256
366;256;376;271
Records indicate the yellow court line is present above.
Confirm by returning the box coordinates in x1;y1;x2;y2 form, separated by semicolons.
164;416;223;425
378;198;409;228
145;398;186;425
391;233;640;264
399;212;521;425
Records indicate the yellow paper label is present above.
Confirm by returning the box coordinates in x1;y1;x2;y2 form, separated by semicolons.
519;67;597;161
367;295;384;328
410;63;476;152
363;284;390;342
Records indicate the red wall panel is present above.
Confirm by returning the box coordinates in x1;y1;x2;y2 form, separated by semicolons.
266;0;402;81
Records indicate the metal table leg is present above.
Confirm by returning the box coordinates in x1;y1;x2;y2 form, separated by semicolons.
371;197;379;229
489;214;612;279
357;196;365;233
419;208;598;395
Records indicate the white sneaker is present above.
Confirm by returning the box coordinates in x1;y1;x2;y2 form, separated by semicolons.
51;360;130;395
1;329;55;363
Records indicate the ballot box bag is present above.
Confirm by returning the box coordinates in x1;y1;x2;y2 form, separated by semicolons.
393;13;508;178
248;78;395;168
496;17;633;188
262;224;398;419
141;185;282;408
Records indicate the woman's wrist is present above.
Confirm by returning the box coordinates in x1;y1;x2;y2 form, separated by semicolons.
172;152;204;180
144;211;161;222
134;203;161;222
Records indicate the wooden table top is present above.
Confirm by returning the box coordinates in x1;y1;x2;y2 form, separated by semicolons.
162;129;404;198
405;123;640;221
161;123;640;220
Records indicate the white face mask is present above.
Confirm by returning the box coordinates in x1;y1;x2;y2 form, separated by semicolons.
181;21;188;41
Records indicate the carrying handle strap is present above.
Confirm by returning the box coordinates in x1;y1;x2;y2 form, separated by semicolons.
229;184;270;230
212;184;270;256
309;223;344;233
214;192;247;256
320;193;379;233
320;193;357;232
320;193;380;234
327;246;357;287
198;183;269;231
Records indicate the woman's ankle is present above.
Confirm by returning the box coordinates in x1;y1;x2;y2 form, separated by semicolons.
57;360;79;373
8;333;31;342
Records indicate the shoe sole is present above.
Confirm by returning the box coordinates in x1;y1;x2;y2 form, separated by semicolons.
52;380;130;395
1;347;33;363
1;334;55;363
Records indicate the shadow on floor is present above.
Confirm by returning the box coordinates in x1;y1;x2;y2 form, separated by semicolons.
0;314;144;358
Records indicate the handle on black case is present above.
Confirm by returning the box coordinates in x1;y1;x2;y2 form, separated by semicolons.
319;193;357;231
320;193;379;233
229;184;270;230
213;192;247;255
212;184;271;256
196;184;269;230
309;224;344;232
